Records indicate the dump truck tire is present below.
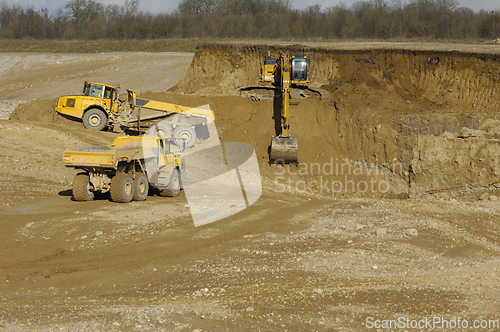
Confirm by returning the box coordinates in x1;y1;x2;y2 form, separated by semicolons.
146;123;171;138
160;169;180;197
110;173;134;203
83;108;107;131
173;126;196;148
156;123;172;138
133;173;149;201
72;173;94;201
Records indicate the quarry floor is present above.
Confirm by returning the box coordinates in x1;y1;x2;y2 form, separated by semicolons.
1;44;500;331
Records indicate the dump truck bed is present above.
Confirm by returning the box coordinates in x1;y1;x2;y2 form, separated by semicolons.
127;89;215;121
63;136;158;169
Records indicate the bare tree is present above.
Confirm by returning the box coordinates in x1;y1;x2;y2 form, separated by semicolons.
65;0;104;24
177;0;217;14
122;0;140;16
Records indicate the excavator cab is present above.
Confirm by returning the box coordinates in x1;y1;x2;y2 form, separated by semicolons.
290;56;309;82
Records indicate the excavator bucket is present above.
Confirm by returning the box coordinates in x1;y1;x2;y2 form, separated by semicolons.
270;135;298;164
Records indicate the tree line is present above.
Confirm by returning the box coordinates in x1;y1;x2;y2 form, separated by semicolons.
0;0;499;40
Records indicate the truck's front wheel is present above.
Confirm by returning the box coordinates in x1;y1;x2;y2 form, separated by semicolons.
72;173;95;201
110;173;134;203
83;109;107;131
160;169;180;197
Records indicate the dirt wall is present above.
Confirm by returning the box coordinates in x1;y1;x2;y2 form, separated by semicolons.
173;44;500;111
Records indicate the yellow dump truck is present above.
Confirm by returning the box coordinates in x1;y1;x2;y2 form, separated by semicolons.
63;135;185;203
55;81;215;148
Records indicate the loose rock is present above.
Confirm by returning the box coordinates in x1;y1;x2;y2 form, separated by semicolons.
42;269;51;278
406;228;419;237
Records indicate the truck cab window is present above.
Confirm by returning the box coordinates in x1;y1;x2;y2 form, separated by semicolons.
159;139;164;155
104;87;113;99
84;84;102;98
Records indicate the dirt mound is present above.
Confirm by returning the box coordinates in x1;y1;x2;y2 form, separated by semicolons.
170;43;500;197
9;98;79;127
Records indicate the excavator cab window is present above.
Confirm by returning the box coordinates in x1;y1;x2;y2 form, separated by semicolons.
291;57;308;82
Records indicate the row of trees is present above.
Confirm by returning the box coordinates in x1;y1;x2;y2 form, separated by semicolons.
0;0;499;40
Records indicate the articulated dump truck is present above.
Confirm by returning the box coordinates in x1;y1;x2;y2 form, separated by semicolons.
63;135;185;203
55;80;214;148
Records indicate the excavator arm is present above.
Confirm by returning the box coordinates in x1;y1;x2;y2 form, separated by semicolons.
267;52;306;164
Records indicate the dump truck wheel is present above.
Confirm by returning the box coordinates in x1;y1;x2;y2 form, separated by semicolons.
173;126;196;148
72;173;94;201
160;169;180;197
110;173;134;203
156;123;172;138
133;173;149;201
146;123;171;137
83;109;107;131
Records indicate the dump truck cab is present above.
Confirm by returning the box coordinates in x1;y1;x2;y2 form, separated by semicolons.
55;80;121;131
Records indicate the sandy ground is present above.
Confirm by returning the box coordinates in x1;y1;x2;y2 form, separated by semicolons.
1;43;500;331
0;52;193;119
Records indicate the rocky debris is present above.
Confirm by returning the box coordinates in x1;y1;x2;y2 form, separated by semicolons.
458;127;485;138
314;288;324;295
441;131;456;139
0;101;23;120
480;193;490;200
406;228;419;237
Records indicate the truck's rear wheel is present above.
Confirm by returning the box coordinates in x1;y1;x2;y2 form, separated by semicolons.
83;109;107;131
173;126;196;148
72;173;94;201
133;173;149;201
110;173;134;203
160;169;180;197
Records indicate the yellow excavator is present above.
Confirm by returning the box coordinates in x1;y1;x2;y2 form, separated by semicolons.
260;51;310;164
